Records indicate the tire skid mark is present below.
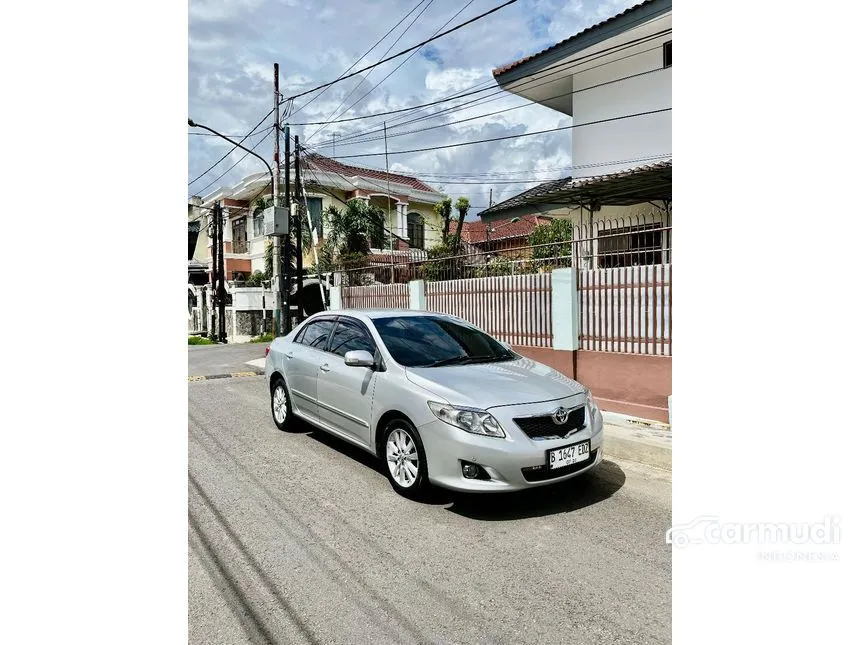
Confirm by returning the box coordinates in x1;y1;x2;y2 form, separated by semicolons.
190;401;504;638
188;514;280;645
189;419;437;644
189;472;322;645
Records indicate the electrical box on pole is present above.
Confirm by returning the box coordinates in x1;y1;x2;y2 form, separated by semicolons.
263;206;291;236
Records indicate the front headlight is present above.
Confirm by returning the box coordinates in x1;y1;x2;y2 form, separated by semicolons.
585;389;602;425
427;401;506;438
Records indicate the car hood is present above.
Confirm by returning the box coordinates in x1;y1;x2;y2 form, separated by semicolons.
404;356;585;409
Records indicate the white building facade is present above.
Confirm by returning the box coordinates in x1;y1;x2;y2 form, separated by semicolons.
492;0;671;179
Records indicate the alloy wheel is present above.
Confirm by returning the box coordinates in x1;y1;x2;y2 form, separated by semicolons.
273;385;288;424
386;428;420;488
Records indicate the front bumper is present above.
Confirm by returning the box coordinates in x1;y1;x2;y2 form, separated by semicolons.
417;397;604;492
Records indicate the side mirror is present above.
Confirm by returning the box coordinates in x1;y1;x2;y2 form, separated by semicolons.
344;350;375;368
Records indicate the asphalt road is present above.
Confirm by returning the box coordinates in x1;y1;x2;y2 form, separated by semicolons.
188;343;269;377
188;374;671;645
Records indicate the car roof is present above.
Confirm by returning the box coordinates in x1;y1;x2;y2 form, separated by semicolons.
316;309;449;320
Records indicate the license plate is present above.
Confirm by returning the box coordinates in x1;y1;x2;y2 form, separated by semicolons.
548;440;590;470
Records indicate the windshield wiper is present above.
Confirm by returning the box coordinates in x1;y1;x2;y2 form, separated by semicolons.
423;354;513;367
423;356;473;367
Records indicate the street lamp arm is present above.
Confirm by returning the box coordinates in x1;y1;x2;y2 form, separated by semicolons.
188;119;275;193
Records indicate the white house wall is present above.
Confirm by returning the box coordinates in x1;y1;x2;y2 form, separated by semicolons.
570;13;671;178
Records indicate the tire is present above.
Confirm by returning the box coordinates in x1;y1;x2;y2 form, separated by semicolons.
382;418;429;498
270;376;294;432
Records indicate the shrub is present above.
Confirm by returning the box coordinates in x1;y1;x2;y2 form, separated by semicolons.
188;336;214;345
250;333;274;343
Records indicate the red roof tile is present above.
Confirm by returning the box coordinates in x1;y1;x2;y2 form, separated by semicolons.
447;215;553;244
304;153;438;193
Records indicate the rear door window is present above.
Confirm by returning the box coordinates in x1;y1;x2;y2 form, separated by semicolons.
297;319;336;350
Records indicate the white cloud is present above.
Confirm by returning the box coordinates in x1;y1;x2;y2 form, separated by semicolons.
424;68;486;94
189;0;642;207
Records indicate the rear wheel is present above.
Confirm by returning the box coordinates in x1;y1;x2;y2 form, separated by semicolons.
383;419;429;498
270;377;294;432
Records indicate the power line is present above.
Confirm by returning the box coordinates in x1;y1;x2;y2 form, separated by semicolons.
289;0;430;120
334;65;666;148
188;129;271;138
312;0;477;146
287;81;497;126
187;108;275;187
335;41;667;147
313;108;672;160
306;0;436;145
193;130;274;197
290;21;669;134
281;0;521;102
329;31;670;145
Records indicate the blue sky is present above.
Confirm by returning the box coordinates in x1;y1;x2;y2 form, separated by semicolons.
188;0;636;212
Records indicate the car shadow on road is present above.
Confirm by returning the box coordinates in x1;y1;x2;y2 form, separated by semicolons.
303;428;455;505
445;460;627;521
303;425;627;517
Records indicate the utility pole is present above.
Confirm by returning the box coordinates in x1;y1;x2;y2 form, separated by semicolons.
384;122;394;284
294;135;303;322
215;201;227;343
272;62;283;336
209;208;217;339
489;188;493;208
284;125;292;332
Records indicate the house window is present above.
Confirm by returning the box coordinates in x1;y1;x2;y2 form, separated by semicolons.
253;210;264;237
306;197;323;240
232;217;248;254
598;224;663;268
407;212;424;249
663;41;672;68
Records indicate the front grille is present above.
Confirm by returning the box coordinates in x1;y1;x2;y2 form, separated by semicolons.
513;406;586;440
521;450;598;482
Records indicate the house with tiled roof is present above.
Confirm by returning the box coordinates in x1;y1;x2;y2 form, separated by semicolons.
479;0;672;269
198;153;447;279
447;215;553;256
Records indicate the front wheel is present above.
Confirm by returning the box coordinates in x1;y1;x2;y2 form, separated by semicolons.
383;419;429;498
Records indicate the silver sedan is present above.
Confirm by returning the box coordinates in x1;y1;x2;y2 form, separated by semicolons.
265;309;604;497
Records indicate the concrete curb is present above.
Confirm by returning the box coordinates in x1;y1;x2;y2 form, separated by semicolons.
601;412;672;471
188;370;264;382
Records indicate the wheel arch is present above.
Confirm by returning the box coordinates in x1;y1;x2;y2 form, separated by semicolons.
373;409;415;460
269;369;286;391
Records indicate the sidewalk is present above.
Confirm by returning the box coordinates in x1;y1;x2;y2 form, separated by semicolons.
601;411;672;471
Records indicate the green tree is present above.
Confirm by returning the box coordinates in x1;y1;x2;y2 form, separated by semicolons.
528;218;573;269
453;196;470;243
322;199;388;286
434;198;453;244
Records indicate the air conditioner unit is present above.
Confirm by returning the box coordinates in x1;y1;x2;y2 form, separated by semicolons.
262;206;290;236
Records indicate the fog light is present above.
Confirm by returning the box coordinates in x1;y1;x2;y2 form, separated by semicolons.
462;463;479;479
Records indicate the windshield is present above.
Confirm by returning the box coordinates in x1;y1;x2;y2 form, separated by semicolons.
372;315;516;368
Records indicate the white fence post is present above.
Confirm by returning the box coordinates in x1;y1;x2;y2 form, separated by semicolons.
330;285;342;310
408;280;426;310
551;268;578;351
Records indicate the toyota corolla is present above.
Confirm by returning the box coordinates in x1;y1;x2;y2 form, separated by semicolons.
265;309;604;497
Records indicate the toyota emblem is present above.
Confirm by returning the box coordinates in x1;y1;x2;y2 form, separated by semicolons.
551;407;570;425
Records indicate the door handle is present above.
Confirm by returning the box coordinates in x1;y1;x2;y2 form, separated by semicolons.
319;364;330;372
285;352;294;360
